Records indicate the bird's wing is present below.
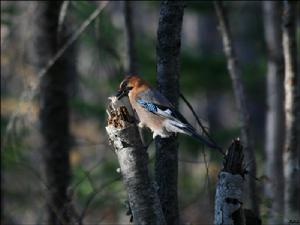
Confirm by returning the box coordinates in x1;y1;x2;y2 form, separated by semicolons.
136;97;189;125
136;88;172;107
136;89;223;151
136;88;190;122
136;94;222;150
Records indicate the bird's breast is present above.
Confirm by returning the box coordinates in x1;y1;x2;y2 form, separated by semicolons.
131;100;165;131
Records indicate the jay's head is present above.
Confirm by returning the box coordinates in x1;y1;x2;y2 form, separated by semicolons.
116;75;146;100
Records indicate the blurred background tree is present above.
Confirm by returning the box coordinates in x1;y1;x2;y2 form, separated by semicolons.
1;1;299;224
262;2;285;224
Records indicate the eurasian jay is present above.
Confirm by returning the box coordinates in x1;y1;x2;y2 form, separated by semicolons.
116;75;221;150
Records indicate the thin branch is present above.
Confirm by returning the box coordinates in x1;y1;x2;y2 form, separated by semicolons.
70;161;103;193
214;1;259;216
11;161;70;225
4;1;109;139
78;176;121;225
37;1;108;80
180;92;224;155
57;1;70;37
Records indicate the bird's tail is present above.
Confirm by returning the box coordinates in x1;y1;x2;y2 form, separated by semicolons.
178;124;224;154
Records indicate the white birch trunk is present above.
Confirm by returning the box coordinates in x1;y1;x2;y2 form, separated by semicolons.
106;99;166;225
215;172;244;225
282;1;300;223
214;139;245;225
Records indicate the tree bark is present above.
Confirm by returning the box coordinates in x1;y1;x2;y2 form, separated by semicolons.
214;1;259;217
282;1;300;222
155;1;184;225
37;2;76;225
262;2;285;224
214;139;245;225
124;1;138;75
106;99;166;225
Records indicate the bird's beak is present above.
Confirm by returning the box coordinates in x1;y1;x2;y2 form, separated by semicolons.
116;87;132;100
116;88;127;100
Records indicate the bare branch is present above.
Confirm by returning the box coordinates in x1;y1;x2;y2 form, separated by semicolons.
4;1;108;140
214;1;259;216
78;176;121;225
57;1;70;37
180;92;224;155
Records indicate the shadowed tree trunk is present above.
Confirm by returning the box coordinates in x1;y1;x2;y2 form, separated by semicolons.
262;2;285;224
282;1;300;223
155;1;184;225
36;2;76;224
214;1;259;217
124;1;138;75
106;101;166;225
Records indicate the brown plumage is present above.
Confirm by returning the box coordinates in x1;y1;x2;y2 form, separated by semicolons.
116;75;222;150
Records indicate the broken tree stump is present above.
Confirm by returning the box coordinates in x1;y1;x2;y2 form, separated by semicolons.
105;97;166;225
214;139;246;225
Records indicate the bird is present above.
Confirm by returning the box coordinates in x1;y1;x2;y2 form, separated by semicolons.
116;75;222;151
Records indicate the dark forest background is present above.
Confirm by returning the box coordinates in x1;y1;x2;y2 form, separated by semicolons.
1;1;299;225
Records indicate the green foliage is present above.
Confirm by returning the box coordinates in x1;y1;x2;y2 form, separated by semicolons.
71;160;122;207
180;52;229;93
70;97;105;119
1;117;29;170
186;1;214;14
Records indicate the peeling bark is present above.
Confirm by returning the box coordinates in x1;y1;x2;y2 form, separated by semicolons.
214;1;259;216
263;2;285;224
106;99;166;225
155;1;184;225
282;1;300;222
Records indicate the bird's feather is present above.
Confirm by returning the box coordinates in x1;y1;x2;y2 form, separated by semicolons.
136;98;221;150
137;88;172;107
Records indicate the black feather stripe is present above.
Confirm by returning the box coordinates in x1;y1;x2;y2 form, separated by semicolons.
174;124;220;150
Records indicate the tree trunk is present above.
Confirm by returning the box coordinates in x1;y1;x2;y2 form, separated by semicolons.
214;1;259;217
124;1;138;74
37;2;75;224
155;1;184;225
282;1;300;223
214;139;245;225
106;99;166;225
262;2;285;224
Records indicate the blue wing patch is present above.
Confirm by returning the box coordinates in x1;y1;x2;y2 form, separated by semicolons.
137;99;157;113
